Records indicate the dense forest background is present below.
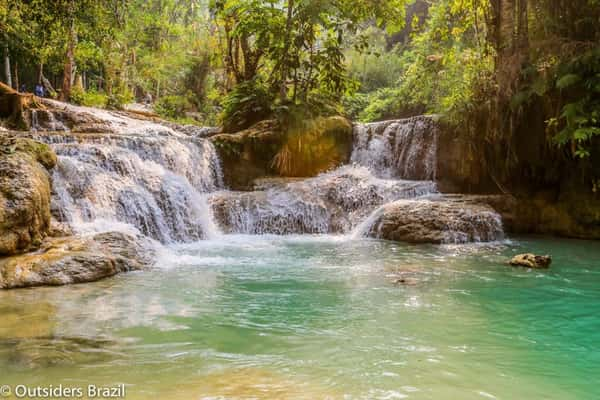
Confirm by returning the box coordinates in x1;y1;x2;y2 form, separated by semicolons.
2;0;599;195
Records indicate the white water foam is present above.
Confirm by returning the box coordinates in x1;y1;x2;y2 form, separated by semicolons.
351;116;439;180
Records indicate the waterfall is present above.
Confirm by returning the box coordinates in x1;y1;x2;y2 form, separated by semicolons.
47;134;223;242
351;115;439;180
30;108;68;132
43;110;68;131
210;166;438;235
29;103;224;243
29;100;503;244
345;116;505;243
30;109;39;132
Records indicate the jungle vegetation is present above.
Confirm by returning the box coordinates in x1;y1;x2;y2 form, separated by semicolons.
1;0;599;190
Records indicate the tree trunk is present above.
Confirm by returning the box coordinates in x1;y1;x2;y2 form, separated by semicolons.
3;44;12;88
0;81;39;130
501;0;515;52
488;0;502;57
61;2;77;101
516;0;528;51
42;75;57;98
37;63;44;84
280;0;294;102
14;61;19;92
74;73;83;91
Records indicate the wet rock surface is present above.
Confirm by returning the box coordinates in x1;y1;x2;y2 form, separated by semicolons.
0;232;155;289
0;137;57;255
211;117;353;190
363;197;504;244
0;335;124;369
509;253;552;269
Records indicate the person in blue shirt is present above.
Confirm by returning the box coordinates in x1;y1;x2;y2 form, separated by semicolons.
34;83;45;97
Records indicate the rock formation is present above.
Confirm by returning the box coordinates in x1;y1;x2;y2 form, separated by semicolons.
509;254;552;269
0;232;154;289
211;116;353;189
0;136;57;255
362;198;504;244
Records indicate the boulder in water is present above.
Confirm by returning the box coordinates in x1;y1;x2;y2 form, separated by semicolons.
363;198;504;244
0;232;155;289
509;254;552;269
0;137;57;255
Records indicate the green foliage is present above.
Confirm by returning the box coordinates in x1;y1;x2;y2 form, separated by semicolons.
220;79;274;132
556;74;581;90
550;49;600;158
344;0;492;123
155;95;193;119
106;87;134;110
355;87;417;121
211;0;408;126
69;87;108;108
346;40;405;92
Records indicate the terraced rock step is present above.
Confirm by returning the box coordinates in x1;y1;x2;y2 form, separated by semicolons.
0;232;155;289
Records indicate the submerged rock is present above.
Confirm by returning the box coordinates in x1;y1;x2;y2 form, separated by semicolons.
3;335;122;369
363;198;504;244
509;254;552;269
0;137;57;255
0;232;155;289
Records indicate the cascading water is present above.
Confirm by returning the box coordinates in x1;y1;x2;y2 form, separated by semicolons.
210;166;438;235
209;117;444;237
30;109;39;132
28;99;502;244
347;116;505;243
29;103;224;243
351;115;439;180
50;136;222;242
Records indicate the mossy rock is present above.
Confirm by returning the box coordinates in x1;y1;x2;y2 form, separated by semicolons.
0;137;57;169
211;117;353;189
0;137;57;255
273;116;353;177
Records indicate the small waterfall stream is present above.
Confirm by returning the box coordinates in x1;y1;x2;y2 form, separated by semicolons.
351;115;439;180
211;166;438;235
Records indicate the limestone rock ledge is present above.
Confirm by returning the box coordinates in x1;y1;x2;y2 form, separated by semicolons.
0;136;57;255
0;232;155;289
364;198;504;244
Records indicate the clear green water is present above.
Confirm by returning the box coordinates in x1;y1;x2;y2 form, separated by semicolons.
1;235;599;399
